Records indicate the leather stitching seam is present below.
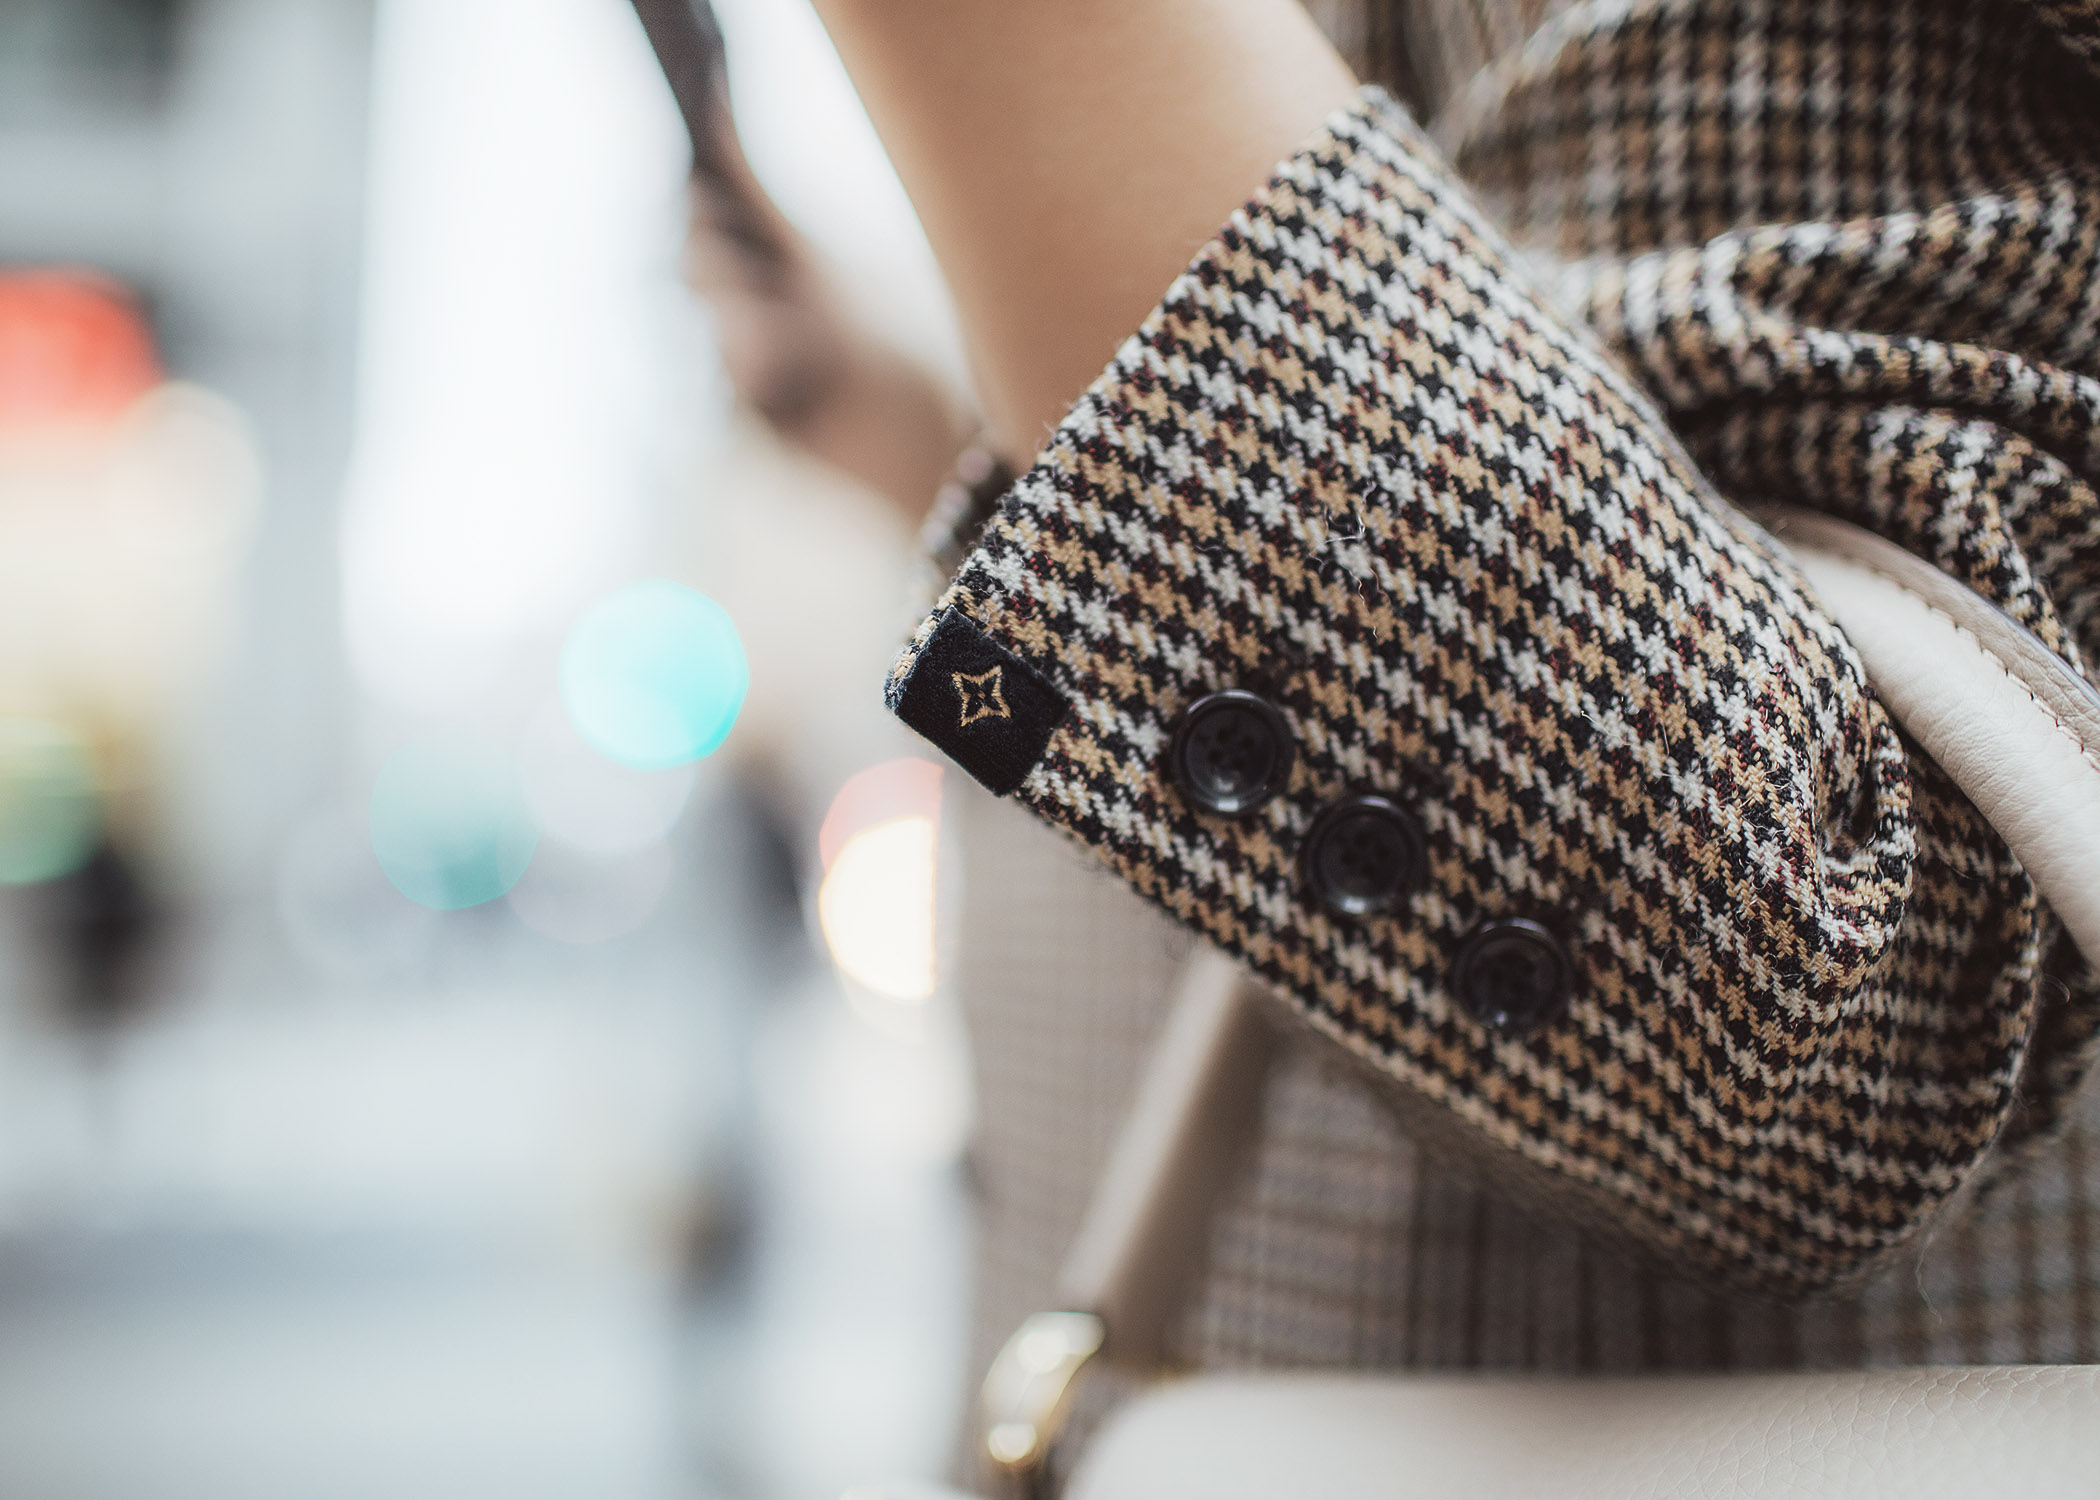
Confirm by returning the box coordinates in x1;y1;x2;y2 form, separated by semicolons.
1845;557;2100;779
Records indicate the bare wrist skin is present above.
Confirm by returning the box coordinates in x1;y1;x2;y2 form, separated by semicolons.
808;0;1356;459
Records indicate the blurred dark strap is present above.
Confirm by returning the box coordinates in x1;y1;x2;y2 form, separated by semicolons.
628;0;726;162
628;0;781;266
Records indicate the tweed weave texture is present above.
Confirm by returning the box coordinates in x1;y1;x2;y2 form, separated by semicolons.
890;84;2074;1294
940;10;2100;1476
1432;0;2100;1119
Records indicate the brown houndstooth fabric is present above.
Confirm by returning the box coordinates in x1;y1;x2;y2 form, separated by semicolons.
928;0;2100;1476
897;75;2094;1291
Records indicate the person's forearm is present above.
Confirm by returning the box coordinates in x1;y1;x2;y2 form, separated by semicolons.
809;0;1356;459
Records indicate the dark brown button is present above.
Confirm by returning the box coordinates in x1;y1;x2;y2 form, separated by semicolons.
1453;918;1573;1033
1169;691;1294;817
1302;795;1426;918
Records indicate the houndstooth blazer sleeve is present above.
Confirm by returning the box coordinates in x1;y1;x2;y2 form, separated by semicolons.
883;88;2066;1296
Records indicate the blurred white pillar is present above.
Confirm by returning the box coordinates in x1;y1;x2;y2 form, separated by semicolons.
341;0;697;721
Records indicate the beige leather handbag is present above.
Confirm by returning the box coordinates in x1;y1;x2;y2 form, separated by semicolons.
970;511;2100;1500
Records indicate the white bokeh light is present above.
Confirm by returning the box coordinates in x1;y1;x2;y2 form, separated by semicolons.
341;0;701;713
817;816;938;1002
506;838;674;946
516;696;698;859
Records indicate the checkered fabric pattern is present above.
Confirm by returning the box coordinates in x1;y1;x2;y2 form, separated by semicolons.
1434;0;2100;1122
895;63;2094;1294
926;0;2100;1466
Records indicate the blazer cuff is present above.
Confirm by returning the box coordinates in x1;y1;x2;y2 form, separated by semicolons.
885;87;2038;1294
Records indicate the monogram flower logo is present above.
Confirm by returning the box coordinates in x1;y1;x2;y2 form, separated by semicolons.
951;665;1011;728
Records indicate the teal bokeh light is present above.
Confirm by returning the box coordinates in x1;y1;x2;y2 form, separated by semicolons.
369;740;538;910
560;580;748;769
0;718;100;886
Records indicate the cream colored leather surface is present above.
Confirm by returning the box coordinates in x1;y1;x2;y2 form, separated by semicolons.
1769;508;2100;969
1066;1367;2100;1500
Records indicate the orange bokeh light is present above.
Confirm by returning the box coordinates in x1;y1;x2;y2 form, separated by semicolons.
0;270;163;434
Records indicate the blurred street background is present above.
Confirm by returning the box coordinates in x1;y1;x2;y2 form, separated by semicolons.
0;1;974;1495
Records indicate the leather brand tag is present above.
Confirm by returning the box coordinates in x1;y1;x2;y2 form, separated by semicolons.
891;609;1067;796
